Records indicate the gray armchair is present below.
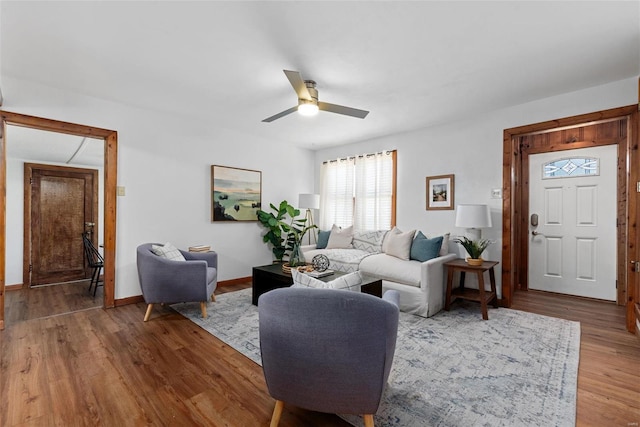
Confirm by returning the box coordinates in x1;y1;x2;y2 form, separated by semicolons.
258;288;400;427
136;243;218;322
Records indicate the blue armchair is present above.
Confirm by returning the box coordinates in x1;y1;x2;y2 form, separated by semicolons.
136;243;218;322
258;288;400;427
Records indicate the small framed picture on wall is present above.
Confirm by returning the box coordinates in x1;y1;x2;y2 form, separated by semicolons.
426;174;455;210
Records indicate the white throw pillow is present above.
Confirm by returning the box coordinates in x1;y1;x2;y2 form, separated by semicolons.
151;242;186;261
326;224;354;249
291;269;363;292
381;227;400;253
383;228;416;260
439;233;450;256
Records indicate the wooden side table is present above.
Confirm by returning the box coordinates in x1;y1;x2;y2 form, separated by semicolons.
444;259;499;320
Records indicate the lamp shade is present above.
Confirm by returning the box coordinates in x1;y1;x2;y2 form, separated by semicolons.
455;204;492;228
298;193;320;210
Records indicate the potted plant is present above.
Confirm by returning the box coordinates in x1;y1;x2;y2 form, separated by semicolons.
257;200;316;270
453;236;492;266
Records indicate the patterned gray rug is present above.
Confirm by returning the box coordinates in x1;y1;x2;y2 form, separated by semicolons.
172;289;579;427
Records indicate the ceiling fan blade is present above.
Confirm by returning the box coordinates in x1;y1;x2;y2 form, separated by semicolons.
318;102;369;119
262;106;298;123
284;70;312;101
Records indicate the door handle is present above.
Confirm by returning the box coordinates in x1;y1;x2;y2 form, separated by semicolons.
532;230;544;237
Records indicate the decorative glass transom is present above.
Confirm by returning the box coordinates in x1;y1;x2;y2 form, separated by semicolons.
542;157;599;179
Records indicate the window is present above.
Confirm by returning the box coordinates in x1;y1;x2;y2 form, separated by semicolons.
319;150;396;230
542;157;599;179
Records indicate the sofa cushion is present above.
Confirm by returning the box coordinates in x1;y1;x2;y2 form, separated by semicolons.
151;242;186;261
381;227;400;253
410;232;443;262
359;253;422;288
291;269;363;291
326;224;353;249
303;248;371;273
352;230;387;254
383;228;416;260
438;232;451;256
316;230;331;249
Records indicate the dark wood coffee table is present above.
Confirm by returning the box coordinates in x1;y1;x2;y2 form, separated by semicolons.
252;263;383;305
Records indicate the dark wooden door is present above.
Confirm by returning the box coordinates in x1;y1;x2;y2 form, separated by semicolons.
27;164;98;286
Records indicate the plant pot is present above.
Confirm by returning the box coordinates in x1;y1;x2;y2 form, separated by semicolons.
466;257;484;266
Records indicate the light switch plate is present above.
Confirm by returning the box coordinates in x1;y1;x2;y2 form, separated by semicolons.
117;186;126;196
491;188;502;199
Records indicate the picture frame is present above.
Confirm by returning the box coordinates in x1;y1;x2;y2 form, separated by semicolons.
211;165;262;222
426;174;455;210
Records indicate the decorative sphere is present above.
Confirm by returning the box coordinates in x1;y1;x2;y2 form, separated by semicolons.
312;254;330;272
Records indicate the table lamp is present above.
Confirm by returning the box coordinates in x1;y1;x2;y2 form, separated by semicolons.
455;204;492;241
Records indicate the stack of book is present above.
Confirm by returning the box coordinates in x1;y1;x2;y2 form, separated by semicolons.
188;245;211;252
305;269;334;278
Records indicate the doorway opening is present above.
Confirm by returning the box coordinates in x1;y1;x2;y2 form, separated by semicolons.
0;111;118;330
502;105;639;333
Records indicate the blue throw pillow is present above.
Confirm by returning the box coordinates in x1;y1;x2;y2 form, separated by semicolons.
410;232;443;262
316;230;331;249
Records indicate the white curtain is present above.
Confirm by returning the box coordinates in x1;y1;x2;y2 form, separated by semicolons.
354;151;394;230
319;157;355;230
320;151;394;231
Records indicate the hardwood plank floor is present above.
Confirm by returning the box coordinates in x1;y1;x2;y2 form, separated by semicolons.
1;284;638;426
4;280;103;325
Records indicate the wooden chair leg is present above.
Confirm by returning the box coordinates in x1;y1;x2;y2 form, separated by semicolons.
143;304;154;322
270;400;284;427
200;301;207;318
363;414;374;427
211;293;216;302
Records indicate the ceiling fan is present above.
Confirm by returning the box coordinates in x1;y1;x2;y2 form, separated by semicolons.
262;70;369;123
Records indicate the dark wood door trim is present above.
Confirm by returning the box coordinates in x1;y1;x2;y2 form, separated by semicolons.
24;163;99;286
502;105;638;333
0;111;118;330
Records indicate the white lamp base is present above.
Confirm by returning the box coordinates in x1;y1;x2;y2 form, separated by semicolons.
466;228;482;241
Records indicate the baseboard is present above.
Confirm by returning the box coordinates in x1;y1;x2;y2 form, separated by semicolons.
5;283;24;291
112;276;252;307
114;295;144;307
219;276;251;287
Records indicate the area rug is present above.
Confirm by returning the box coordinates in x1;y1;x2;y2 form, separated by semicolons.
172;289;580;427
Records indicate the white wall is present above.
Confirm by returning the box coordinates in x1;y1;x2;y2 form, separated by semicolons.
314;76;638;297
5;156;104;286
2;76;315;299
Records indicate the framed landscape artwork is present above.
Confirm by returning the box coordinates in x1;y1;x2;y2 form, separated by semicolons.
211;165;262;221
426;174;455;210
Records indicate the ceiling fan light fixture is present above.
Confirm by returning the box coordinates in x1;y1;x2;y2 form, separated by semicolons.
298;100;319;117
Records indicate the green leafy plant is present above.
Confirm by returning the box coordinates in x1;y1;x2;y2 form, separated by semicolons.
453;236;493;259
256;200;316;265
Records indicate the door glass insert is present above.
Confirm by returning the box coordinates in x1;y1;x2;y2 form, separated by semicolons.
542;157;599;179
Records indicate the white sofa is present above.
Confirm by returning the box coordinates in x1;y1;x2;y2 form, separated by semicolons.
301;229;457;317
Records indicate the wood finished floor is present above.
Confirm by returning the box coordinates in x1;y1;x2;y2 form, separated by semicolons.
1;283;639;426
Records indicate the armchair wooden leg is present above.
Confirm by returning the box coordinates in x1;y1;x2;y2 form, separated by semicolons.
270;400;284;427
211;293;216;302
363;414;374;427
143;304;154;322
200;302;207;318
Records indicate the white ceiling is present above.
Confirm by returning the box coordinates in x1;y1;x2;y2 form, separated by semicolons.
1;1;639;151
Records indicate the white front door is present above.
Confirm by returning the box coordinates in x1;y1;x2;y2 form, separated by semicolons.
528;145;617;301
